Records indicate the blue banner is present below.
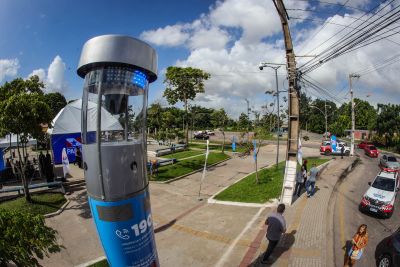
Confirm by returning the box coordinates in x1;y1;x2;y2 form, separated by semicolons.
89;190;159;267
331;135;337;152
51;132;95;164
253;140;257;161
0;149;4;171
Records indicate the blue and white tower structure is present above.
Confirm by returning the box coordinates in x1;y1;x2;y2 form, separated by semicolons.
77;35;159;267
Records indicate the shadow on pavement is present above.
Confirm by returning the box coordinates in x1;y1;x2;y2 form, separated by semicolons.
249;230;297;266
64;190;92;219
154;219;177;233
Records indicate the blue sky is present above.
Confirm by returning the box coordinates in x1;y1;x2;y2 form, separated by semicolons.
1;0;399;118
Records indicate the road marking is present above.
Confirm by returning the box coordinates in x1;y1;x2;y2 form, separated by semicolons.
215;206;267;267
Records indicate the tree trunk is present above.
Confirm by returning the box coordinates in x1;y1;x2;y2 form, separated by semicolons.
255;157;259;184
184;98;189;146
16;136;32;202
222;131;225;153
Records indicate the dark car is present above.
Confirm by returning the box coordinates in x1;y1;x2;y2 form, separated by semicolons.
375;227;400;267
194;131;209;140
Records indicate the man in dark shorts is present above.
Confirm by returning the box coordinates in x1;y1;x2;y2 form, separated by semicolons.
262;204;287;264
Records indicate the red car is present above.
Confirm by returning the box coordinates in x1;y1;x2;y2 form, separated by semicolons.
358;141;373;149
364;145;379;157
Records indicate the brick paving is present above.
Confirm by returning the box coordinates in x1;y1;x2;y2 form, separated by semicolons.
245;157;357;267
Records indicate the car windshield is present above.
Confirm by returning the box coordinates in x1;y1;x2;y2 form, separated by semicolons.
388;156;397;162
369;146;376;150
371;176;395;191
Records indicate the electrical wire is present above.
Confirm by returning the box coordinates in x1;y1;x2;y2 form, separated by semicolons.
300;1;400;74
300;0;395;72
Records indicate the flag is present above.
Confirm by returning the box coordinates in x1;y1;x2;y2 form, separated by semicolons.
62;147;70;178
297;138;303;165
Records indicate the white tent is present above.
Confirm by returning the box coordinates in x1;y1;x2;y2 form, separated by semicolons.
47;99;123;135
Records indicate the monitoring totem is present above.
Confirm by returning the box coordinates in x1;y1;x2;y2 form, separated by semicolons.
77;35;159;266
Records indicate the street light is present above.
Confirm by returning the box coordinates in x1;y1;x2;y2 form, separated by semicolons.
260;62;285;168
310;104;328;137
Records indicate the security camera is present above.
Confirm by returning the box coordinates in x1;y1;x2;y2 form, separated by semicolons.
258;63;264;70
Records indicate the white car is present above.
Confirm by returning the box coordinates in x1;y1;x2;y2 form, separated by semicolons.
359;171;399;218
205;130;215;136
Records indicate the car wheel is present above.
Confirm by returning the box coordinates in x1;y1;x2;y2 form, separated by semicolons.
378;254;392;267
324;150;331;156
345;151;350;156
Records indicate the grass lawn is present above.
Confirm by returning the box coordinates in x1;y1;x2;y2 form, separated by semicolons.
214;157;330;203
151;153;230;182
88;260;109;267
189;143;249;153
0;193;67;215
162;149;204;159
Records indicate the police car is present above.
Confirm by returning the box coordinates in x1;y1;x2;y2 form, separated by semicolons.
359;171;399;218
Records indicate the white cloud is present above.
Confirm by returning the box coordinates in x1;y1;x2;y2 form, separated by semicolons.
0;58;19;82
141;0;399;117
28;55;67;93
140;25;189;47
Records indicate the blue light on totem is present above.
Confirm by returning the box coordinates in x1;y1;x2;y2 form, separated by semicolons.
132;70;147;88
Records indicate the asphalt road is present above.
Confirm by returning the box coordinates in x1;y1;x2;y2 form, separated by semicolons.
333;149;400;267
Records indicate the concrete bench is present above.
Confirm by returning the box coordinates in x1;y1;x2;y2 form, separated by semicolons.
0;186;24;195
0;181;65;195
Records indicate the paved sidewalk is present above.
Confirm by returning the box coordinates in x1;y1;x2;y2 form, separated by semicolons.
241;157;357;267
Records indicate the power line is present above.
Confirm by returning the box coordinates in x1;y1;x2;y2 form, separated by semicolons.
297;0;351;55
299;1;400;74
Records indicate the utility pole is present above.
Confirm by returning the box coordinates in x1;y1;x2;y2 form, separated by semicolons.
349;74;360;156
324;100;327;136
275;67;280;170
273;0;300;206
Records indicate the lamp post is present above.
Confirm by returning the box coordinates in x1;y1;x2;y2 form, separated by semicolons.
310;103;328;137
260;63;287;168
77;35;159;266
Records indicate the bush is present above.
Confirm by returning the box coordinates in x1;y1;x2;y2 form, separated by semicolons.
0;209;62;266
303;135;310;141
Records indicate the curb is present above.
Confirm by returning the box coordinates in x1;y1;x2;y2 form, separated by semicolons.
208;158;334;208
75;256;106;267
326;155;360;267
149;156;231;184
206;164;274;207
43;199;71;218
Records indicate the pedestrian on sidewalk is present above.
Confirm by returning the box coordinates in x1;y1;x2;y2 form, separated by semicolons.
344;224;368;267
293;166;305;197
341;145;345;159
261;204;286;264
306;163;319;197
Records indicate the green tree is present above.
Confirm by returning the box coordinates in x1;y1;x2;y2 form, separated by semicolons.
238;113;251;131
376;104;400;146
147;102;164;134
44;92;67;119
163;66;211;145
0;76;52;202
0;209;62;266
211;108;229;152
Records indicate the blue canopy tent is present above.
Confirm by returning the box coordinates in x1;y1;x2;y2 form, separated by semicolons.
47;99;123;164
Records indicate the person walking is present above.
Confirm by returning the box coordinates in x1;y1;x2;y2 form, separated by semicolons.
262;204;286;264
341;144;345;159
306;163;319;197
344;224;368;267
293;166;305;197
